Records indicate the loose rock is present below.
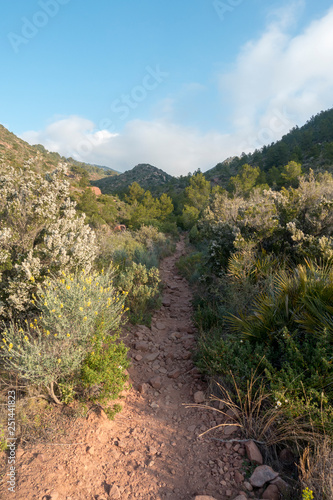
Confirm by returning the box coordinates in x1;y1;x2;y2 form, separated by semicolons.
234;470;244;483
243;481;253;491
168;369;181;379
249;465;279;488
270;476;290;493
223;424;239;436
145;351;159;362
193;391;205;403
108;484;121;499
135;341;149;352
245;440;263;465
137;383;149;394
193;496;218;500
262;484;280;500
149;376;162;390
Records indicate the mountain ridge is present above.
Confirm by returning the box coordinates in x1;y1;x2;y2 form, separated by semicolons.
0;124;119;179
204;107;333;187
92;163;174;195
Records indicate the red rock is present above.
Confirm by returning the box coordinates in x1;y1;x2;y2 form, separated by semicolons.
262;484;280;500
90;186;101;196
167;369;181;379
245;440;263;465
234;470;245;483
234;496;248;500
137;383;149;394
149;376;162;390
270;476;289;493
193;497;218;500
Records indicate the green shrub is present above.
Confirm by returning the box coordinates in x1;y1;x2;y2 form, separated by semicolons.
115;262;161;325
176;252;205;282
133;248;159;269
80;321;129;403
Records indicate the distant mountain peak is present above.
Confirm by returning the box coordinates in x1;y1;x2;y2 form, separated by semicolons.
92;163;174;195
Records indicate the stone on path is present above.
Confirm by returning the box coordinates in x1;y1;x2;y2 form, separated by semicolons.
145;351;159;362
249;465;279;488
193;391;205;403
155;321;166;330
149;376;162;390
234;495;248;500
167;369;181;379
193;496;218;500
137;383;149;394
135;341;149;352
234;470;244;483
245;440;263;465
108;484;121;499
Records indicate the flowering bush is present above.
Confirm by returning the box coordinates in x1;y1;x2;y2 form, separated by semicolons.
199;170;333;271
0;162;97;318
0;269;126;403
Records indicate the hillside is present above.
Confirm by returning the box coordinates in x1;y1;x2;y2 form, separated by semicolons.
0;124;119;180
92;163;174;195
205;107;333;187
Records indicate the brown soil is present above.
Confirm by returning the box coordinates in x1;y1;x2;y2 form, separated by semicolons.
0;237;247;500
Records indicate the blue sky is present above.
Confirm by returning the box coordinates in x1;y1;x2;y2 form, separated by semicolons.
1;0;333;174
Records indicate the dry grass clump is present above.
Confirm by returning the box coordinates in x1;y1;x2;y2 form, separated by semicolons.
299;438;333;500
189;370;320;448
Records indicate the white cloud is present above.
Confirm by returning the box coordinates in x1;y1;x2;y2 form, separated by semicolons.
21;116;118;160
21;115;238;175
222;4;333;151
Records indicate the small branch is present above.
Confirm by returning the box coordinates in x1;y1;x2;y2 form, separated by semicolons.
209;437;266;445
47;382;62;405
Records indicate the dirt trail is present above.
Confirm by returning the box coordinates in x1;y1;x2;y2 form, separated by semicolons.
1;237;246;500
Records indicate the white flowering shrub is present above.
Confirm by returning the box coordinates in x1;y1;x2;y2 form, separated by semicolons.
0;269;126;403
0;163;97;318
199;170;333;270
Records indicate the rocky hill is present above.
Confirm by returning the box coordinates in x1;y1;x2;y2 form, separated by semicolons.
205;107;333;187
93;163;174;195
0;124;119;179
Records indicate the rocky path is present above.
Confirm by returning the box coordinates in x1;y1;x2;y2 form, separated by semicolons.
0;237;249;500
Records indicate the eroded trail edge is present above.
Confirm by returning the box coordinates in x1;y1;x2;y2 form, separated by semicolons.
4;237;246;500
